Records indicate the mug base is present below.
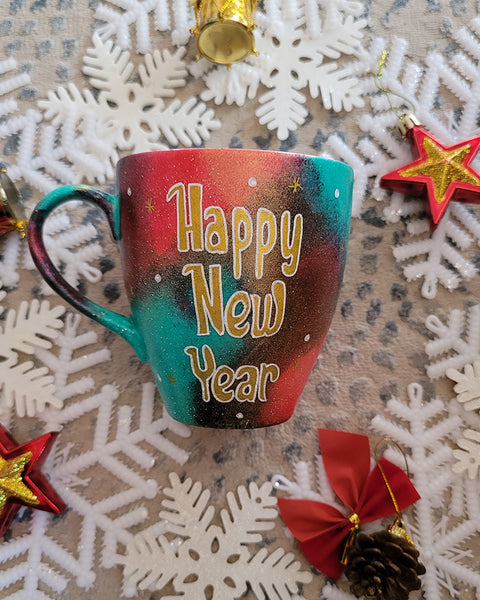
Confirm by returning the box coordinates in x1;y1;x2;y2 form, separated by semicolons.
164;403;295;429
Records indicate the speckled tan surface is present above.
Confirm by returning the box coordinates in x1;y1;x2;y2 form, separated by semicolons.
2;1;480;598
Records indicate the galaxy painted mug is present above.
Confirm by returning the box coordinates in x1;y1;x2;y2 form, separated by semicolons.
28;149;352;428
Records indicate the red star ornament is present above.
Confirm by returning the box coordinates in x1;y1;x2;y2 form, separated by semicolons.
0;423;66;537
380;123;480;225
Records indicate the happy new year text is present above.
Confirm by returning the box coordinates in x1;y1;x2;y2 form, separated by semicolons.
166;181;303;404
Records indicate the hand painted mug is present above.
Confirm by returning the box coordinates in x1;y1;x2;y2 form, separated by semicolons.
28;149;352;428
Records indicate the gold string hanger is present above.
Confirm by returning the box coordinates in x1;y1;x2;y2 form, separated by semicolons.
374;437;414;545
375;49;421;137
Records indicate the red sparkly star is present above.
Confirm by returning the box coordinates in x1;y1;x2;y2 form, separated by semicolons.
380;125;480;225
0;423;66;537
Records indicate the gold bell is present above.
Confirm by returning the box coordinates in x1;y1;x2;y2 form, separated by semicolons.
192;0;257;67
0;168;27;238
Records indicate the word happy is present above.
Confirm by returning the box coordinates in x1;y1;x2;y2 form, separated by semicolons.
166;182;304;405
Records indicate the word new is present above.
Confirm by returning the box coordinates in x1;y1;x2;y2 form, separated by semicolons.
183;264;285;338
167;182;303;279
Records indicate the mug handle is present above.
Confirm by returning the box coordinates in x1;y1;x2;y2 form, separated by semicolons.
27;184;148;362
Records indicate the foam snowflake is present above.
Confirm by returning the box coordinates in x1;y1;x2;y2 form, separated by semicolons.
0;270;113;421
323;19;480;298
0;55;66;193
447;361;480;479
38;34;220;186
368;383;480;600
391;203;480;299
32;312;112;423
196;0;367;140
0;58;56;195
425;304;480;380
0;57;31;124
117;472;312;598
1;33;219;194
94;0;193;50
0;293;65;418
0;210;104;294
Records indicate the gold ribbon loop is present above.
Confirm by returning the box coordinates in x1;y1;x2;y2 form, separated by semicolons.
340;512;360;565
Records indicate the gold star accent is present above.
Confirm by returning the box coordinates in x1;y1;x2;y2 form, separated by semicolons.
0;451;38;511
289;177;303;193
400;138;480;204
168;373;176;385
381;125;480;224
145;198;155;214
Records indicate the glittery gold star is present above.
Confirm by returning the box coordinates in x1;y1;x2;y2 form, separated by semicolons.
168;373;176;385
400;138;480;203
0;452;38;511
380;126;480;225
289;177;303;193
145;198;155;214
0;425;66;536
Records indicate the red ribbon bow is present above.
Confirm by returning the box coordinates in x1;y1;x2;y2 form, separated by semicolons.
277;429;420;579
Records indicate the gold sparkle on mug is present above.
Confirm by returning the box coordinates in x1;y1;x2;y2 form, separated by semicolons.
145;198;155;213
289;177;303;193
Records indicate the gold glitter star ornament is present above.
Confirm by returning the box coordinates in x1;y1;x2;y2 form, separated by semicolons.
0;423;66;537
380;115;480;225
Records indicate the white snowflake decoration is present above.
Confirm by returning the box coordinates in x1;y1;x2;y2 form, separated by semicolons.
0;297;65;418
0;55;68;194
391;203;480;299
0;57;31;124
197;0;367;141
451;429;480;479
447;361;480;411
0;57;60;194
94;0;193;51
33;312;112;419
117;473;312;598
0;210;104;294
39;34;220;186
0;281;111;423
425;304;480;379
1;33;220;194
323;19;480;298
447;361;480;479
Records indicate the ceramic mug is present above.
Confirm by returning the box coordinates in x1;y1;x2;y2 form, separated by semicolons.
28;149;352;428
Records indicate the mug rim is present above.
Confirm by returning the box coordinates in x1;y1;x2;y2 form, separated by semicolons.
116;147;353;176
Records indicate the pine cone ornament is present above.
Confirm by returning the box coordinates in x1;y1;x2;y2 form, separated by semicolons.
344;529;426;600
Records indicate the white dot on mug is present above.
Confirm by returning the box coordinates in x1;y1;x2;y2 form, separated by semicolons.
334;189;340;198
127;187;132;196
304;334;311;342
154;273;162;283
248;177;257;188
236;413;244;419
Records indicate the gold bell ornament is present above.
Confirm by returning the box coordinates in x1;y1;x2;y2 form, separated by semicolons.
192;0;257;66
0;168;27;238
